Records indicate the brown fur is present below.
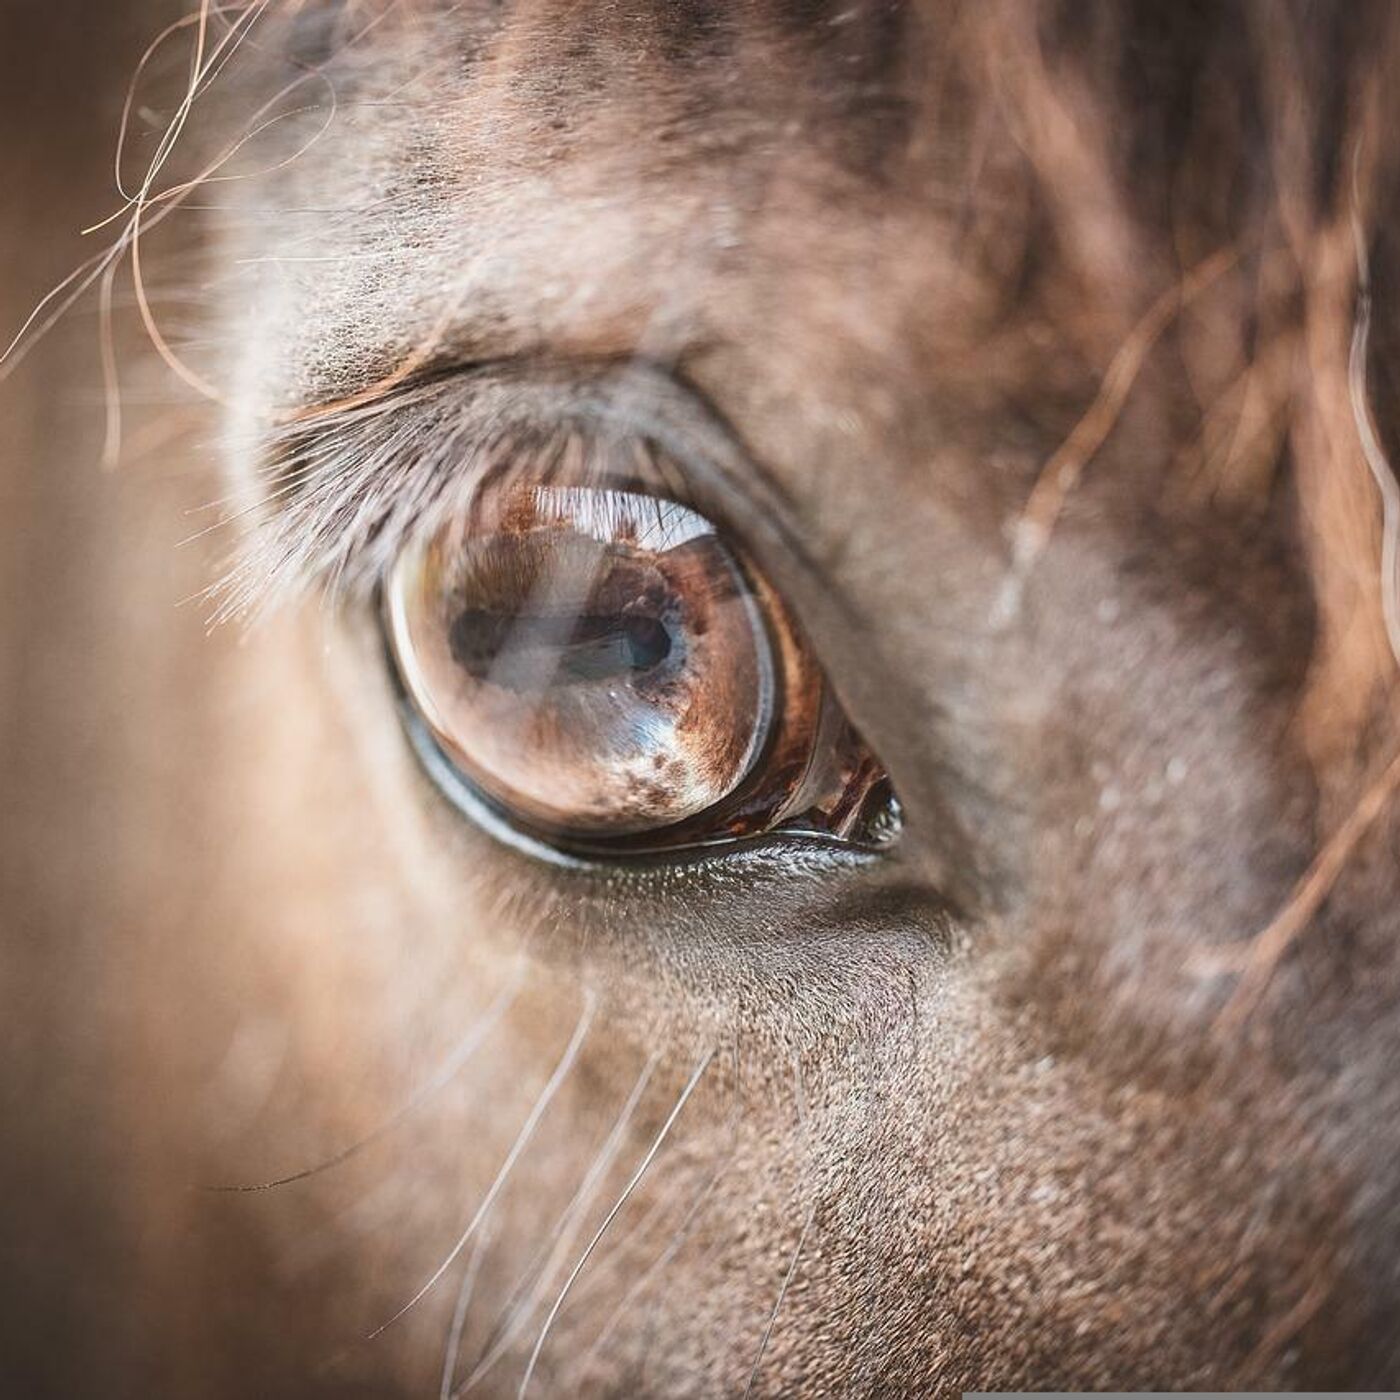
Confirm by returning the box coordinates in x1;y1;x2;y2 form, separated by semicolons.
4;1;1400;1395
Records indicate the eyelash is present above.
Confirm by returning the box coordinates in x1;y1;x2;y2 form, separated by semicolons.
218;362;903;866
212;367;706;626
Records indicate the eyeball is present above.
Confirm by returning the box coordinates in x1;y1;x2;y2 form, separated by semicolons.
385;477;898;856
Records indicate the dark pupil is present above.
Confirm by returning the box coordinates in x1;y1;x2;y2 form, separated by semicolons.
449;608;674;690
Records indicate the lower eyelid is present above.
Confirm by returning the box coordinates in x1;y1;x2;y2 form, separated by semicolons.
395;694;886;876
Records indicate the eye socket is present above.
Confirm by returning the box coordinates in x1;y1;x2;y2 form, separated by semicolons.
384;474;898;857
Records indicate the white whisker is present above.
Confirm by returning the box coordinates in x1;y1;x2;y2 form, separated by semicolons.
439;1217;496;1400
368;992;597;1340
456;1051;661;1395
578;1162;726;1377
517;1049;715;1398
743;1201;815;1399
207;966;525;1192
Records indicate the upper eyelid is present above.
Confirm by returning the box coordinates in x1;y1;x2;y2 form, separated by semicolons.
213;358;810;625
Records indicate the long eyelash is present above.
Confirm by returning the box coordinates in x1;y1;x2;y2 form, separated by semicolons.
208;373;662;624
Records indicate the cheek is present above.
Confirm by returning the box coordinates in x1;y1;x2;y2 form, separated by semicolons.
118;600;1350;1395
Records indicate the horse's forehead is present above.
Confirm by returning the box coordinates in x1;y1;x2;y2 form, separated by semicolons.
236;2;1053;467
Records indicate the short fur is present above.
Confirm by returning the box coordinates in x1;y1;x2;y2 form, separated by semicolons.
4;1;1400;1395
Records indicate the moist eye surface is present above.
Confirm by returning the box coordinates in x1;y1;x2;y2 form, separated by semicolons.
384;462;899;857
389;485;776;837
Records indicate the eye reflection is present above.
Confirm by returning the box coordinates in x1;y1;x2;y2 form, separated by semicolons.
386;479;898;855
389;487;775;835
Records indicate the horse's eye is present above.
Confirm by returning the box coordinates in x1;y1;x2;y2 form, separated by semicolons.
384;480;897;856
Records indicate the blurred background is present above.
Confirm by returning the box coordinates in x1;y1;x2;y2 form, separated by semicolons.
0;4;215;1390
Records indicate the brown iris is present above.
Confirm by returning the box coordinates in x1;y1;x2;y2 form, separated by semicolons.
386;481;896;854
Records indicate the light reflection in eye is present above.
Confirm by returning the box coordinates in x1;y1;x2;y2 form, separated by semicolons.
385;479;898;855
389;486;776;835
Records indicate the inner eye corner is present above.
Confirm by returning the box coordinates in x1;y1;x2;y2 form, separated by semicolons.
380;452;900;863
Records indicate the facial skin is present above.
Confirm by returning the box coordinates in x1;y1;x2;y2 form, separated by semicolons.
4;1;1400;1395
